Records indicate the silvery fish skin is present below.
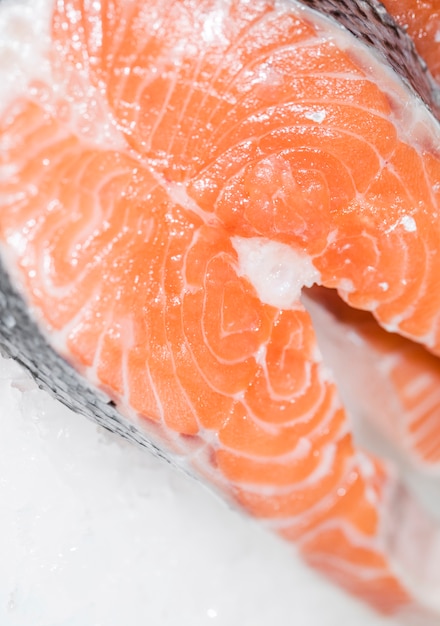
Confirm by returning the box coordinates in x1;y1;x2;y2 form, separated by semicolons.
0;262;170;460
301;0;440;117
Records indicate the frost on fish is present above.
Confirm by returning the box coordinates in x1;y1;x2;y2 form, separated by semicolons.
3;0;440;620
300;0;440;117
381;0;440;87
232;236;320;308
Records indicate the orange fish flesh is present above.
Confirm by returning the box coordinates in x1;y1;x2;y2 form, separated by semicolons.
1;0;440;620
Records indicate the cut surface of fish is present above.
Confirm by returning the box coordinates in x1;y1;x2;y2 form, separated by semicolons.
304;286;440;470
3;0;440;621
300;0;440;116
382;0;440;87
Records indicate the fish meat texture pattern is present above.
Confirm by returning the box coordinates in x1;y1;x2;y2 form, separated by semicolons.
2;0;440;620
382;0;440;87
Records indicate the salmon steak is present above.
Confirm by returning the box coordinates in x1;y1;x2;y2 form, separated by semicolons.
2;0;440;620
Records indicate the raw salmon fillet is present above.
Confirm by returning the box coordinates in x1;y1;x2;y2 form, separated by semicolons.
2;0;440;620
383;0;440;85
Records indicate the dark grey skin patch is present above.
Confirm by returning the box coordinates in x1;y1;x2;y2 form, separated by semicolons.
0;259;171;463
300;0;440;118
